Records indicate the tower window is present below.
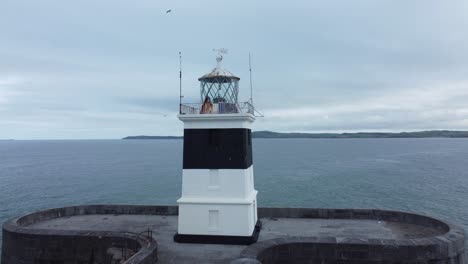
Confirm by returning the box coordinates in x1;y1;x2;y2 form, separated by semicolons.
208;210;219;231
208;169;219;189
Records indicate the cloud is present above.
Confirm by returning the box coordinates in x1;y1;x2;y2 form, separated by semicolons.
0;0;468;138
0;75;26;104
257;79;468;132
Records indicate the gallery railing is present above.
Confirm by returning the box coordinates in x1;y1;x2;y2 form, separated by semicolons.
180;101;254;115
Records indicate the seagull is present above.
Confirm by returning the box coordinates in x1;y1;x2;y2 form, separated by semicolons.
166;9;172;14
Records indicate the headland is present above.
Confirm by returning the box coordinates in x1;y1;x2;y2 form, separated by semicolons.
123;130;468;140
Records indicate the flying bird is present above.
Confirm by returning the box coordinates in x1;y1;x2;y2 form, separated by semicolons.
166;9;172;14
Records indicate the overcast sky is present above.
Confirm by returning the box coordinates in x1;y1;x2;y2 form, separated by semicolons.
1;0;468;139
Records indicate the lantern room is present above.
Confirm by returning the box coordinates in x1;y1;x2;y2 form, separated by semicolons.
198;56;240;104
179;50;253;115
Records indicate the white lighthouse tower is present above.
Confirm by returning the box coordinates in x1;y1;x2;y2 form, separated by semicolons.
174;51;260;244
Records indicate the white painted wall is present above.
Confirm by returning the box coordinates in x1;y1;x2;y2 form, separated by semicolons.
177;114;258;237
181;167;254;199
178;201;257;236
178;113;255;129
177;166;258;236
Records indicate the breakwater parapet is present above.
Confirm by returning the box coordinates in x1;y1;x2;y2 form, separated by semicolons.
2;205;465;263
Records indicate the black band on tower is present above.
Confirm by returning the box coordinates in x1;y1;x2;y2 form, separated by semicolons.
183;128;253;169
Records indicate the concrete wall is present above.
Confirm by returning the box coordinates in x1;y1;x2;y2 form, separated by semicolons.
2;205;466;264
1;229;147;264
243;208;466;264
241;237;466;264
2;205;168;264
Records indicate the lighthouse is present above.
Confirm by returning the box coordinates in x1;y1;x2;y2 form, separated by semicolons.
174;51;260;245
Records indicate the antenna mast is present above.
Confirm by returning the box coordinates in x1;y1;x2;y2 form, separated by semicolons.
179;51;182;114
249;53;253;106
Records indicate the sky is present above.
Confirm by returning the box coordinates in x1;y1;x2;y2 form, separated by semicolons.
1;0;468;139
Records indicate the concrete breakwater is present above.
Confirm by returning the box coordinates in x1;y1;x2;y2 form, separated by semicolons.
1;205;465;263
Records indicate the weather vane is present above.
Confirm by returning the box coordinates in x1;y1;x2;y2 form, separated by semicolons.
213;48;228;67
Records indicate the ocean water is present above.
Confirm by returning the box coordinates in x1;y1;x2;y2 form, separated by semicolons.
1;138;467;251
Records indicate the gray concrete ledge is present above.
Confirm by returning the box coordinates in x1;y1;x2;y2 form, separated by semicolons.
2;205;170;264
1;205;465;264
248;208;466;264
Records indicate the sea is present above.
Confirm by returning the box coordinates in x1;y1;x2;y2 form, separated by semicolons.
1;138;467;252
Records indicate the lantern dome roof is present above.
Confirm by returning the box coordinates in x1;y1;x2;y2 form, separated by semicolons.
198;66;240;82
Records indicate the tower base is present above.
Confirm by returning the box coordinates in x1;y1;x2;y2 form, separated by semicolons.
174;220;262;245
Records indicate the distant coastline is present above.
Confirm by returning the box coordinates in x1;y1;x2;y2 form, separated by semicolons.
122;136;181;140
123;130;468;139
